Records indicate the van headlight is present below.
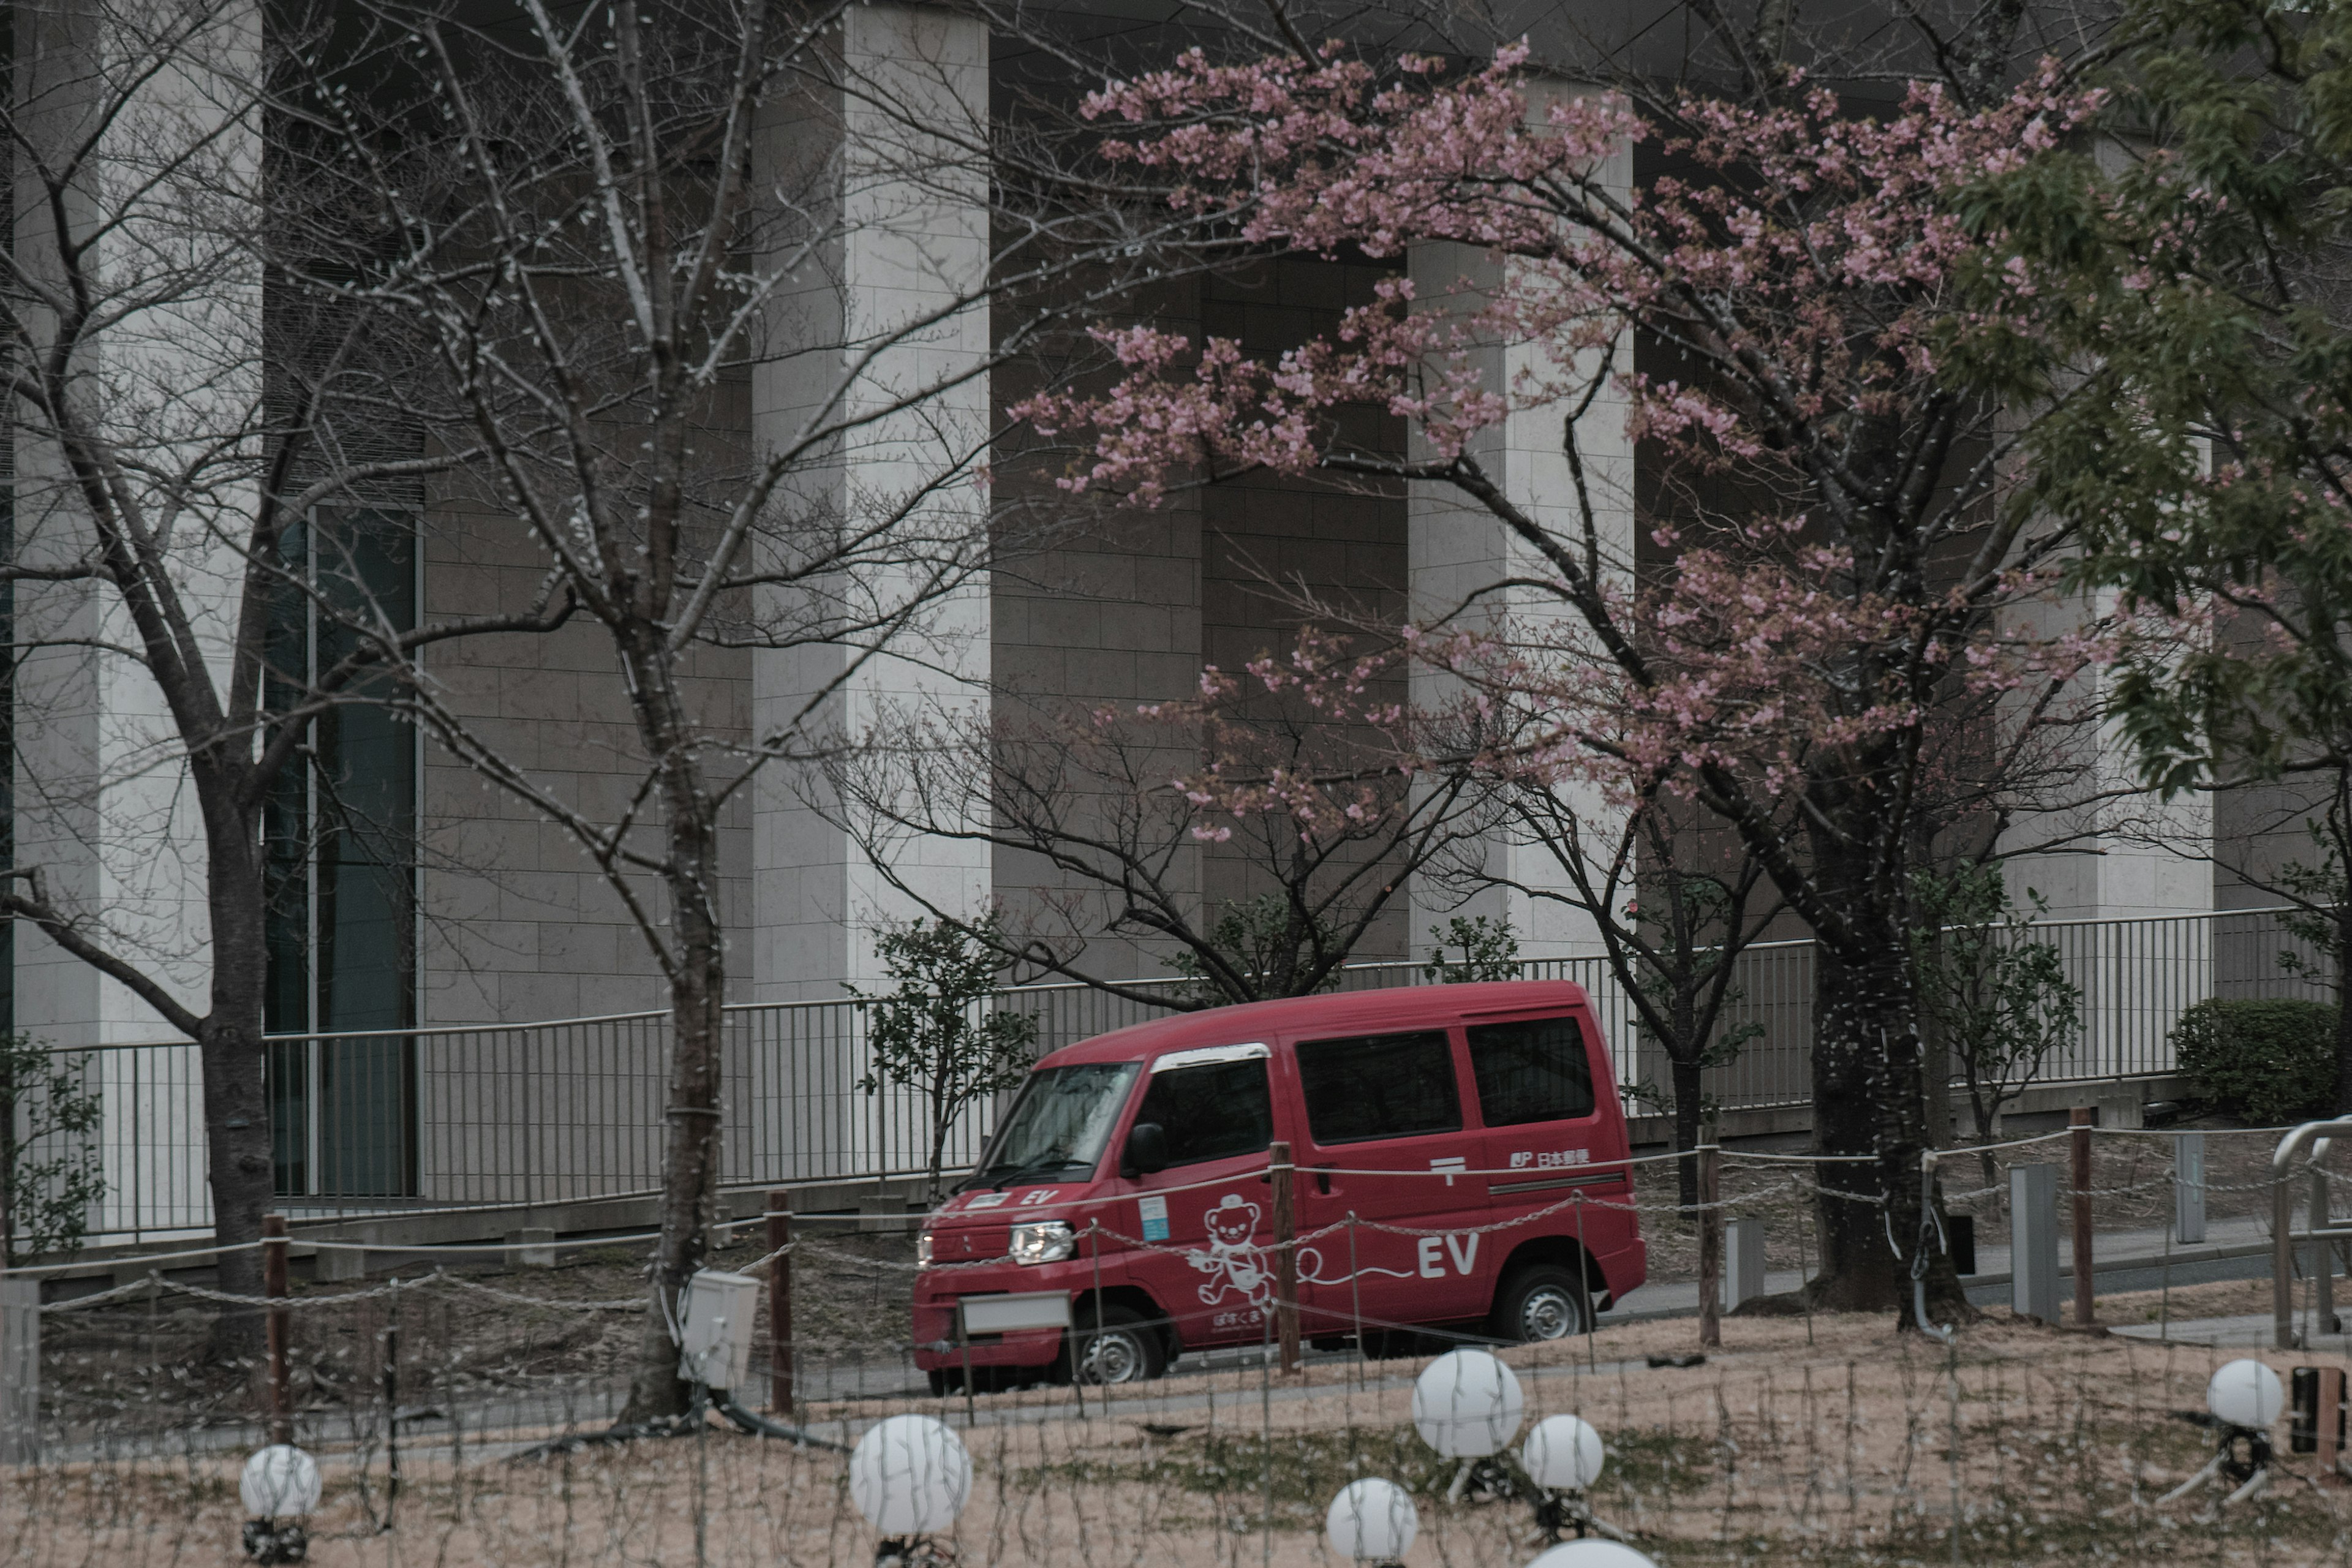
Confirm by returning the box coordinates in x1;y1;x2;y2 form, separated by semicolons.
916;1231;934;1267
1009;1220;1076;1265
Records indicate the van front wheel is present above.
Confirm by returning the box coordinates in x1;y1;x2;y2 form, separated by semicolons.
1066;1303;1167;1385
1491;1264;1591;1343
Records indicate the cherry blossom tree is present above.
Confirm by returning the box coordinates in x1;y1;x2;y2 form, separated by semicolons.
1022;45;2110;1312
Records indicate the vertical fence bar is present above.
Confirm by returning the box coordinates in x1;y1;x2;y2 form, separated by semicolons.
1698;1145;1722;1349
2070;1108;2095;1328
1270;1142;1300;1376
766;1189;793;1417
2318;1147;2338;1336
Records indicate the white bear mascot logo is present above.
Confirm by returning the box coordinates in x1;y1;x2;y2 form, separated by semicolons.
1190;1193;1271;1306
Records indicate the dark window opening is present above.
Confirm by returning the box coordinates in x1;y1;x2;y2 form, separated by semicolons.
264;508;418;1198
1293;1030;1461;1145
1466;1015;1597;1127
1135;1057;1274;1167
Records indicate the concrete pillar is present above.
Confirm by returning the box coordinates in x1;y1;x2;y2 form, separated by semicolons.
2176;1131;2206;1246
1406;78;1635;975
0;1275;37;1463
10;0;262;1235
748;6;993;1009
1999;581;2217;1080
1723;1216;1766;1311
2011;1162;2060;1322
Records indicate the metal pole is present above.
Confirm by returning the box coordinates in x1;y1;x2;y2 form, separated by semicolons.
382;1289;401;1521
1269;1142;1300;1375
2069;1109;2095;1328
2279;1158;2300;1351
1698;1145;1722;1349
765;1189;793;1416
2317;1147;2338;1336
264;1213;292;1443
2264;1119;2352;1352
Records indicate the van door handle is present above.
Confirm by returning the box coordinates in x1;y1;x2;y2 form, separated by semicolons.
1314;1165;1334;1196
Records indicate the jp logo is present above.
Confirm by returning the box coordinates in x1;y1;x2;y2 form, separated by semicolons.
1189;1194;1270;1306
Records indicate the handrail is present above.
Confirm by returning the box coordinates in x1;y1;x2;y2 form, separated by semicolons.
2272;1120;2352;1348
32;903;2315;1057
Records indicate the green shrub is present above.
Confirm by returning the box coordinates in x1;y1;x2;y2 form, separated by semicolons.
2172;998;2341;1122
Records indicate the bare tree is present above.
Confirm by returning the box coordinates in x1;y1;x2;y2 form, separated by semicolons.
832;630;1501;1006
0;0;562;1339
274;0;1200;1420
1470;784;1784;1210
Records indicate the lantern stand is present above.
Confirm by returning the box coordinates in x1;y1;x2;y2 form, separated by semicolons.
1530;1488;1636;1545
2160;1359;2284;1507
1521;1413;1635;1545
2157;1421;2274;1507
239;1445;322;1564
1412;1348;1528;1508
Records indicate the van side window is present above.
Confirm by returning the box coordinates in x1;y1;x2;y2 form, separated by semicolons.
1466;1015;1596;1126
1135;1058;1274;1167
1293;1031;1462;1144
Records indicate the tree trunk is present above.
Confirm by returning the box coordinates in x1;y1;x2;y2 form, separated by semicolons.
1808;935;1966;1319
202;831;274;1357
1672;1057;1706;1212
620;683;728;1425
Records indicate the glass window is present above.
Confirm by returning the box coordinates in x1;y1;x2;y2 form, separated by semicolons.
1293;1031;1462;1145
967;1063;1141;1188
1466;1016;1597;1127
1135;1058;1273;1167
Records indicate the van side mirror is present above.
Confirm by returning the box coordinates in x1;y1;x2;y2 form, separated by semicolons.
1123;1121;1169;1178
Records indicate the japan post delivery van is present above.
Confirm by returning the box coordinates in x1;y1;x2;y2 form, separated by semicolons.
910;980;1645;1389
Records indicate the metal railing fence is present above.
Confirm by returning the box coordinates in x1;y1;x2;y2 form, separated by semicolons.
24;905;2337;1246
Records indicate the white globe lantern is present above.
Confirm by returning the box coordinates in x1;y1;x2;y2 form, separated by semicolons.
239;1445;322;1518
1324;1478;1419;1563
849;1415;973;1536
1522;1414;1607;1491
1411;1348;1525;1459
1527;1542;1658;1568
2207;1359;2285;1431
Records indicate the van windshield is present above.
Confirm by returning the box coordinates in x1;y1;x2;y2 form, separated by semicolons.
963;1063;1140;1190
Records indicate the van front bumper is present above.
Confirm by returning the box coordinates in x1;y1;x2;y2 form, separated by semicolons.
910;1262;1080;1373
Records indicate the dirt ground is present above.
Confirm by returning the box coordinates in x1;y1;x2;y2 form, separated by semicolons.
17;1275;2352;1567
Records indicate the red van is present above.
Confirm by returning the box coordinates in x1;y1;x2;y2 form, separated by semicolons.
910;981;1644;1389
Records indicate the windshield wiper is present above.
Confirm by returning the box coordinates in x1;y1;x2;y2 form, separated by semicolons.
980;1152;1077;1191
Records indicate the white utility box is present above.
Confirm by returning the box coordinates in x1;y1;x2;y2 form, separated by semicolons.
678;1268;761;1390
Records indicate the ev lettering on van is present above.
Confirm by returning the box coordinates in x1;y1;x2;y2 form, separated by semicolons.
1415;1235;1481;1278
1017;1188;1061;1206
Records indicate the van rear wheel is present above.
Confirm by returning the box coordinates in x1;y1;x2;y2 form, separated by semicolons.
1491;1263;1591;1344
1065;1303;1167;1385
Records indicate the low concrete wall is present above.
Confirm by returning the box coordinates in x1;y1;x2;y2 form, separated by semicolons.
1627;1074;2192;1150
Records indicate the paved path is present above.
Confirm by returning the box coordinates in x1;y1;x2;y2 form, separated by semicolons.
1600;1212;2281;1322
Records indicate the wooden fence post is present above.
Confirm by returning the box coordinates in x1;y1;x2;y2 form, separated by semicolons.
1269;1141;1300;1374
766;1189;794;1417
1698;1145;1722;1349
264;1214;292;1443
2070;1108;2095;1329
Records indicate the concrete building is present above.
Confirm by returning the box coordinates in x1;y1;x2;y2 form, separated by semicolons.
0;0;2286;1234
